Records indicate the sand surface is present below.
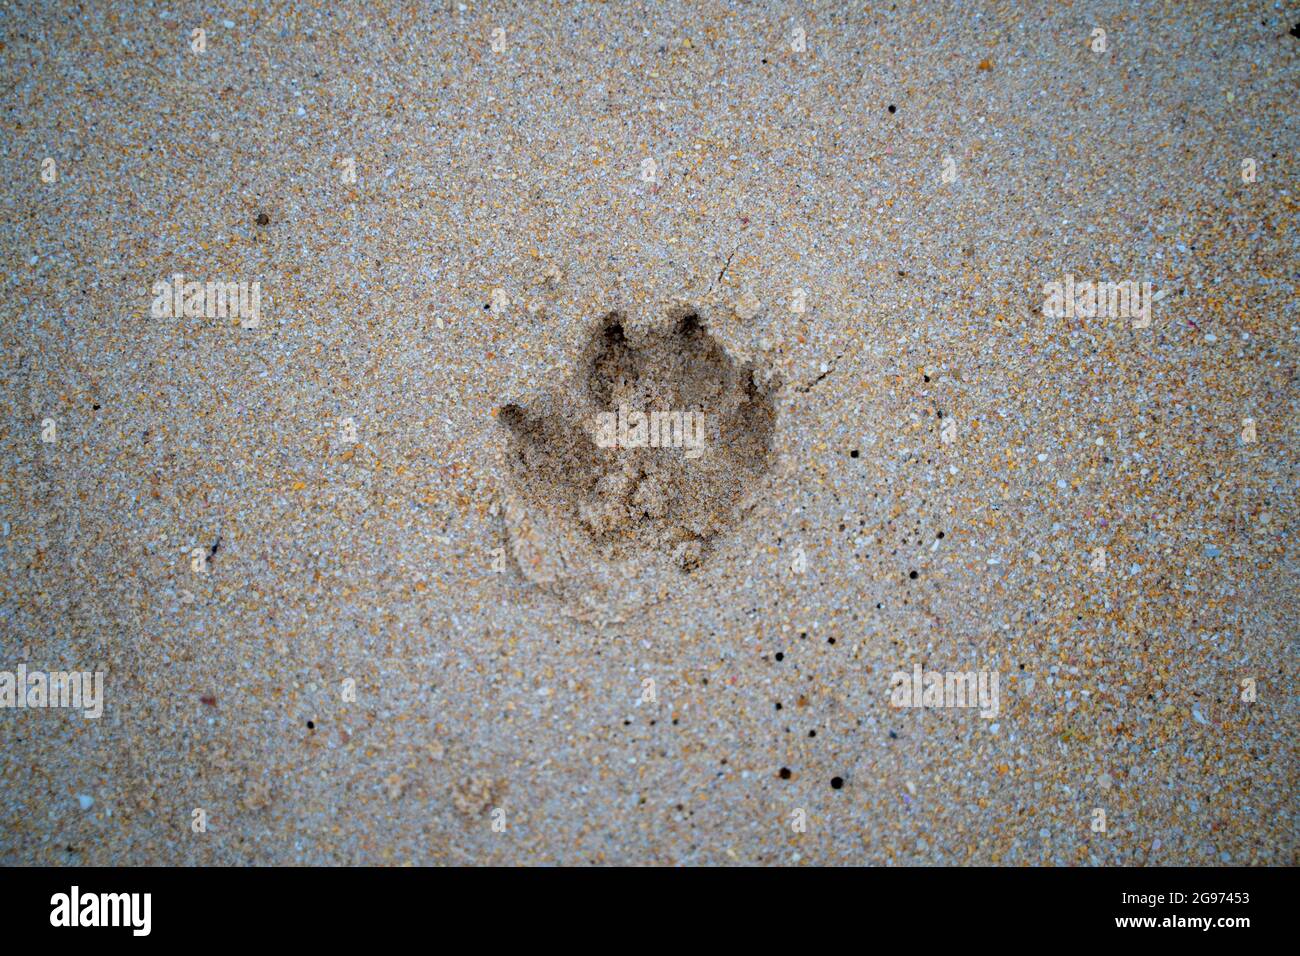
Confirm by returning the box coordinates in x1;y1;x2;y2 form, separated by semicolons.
1;1;1297;864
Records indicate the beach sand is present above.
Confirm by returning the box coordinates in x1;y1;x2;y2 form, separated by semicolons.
1;0;1296;864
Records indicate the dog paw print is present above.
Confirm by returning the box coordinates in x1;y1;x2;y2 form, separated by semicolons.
498;308;779;581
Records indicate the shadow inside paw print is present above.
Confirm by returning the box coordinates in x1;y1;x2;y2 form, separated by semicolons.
499;309;778;572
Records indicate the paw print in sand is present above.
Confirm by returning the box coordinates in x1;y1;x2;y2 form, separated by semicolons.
496;307;780;619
